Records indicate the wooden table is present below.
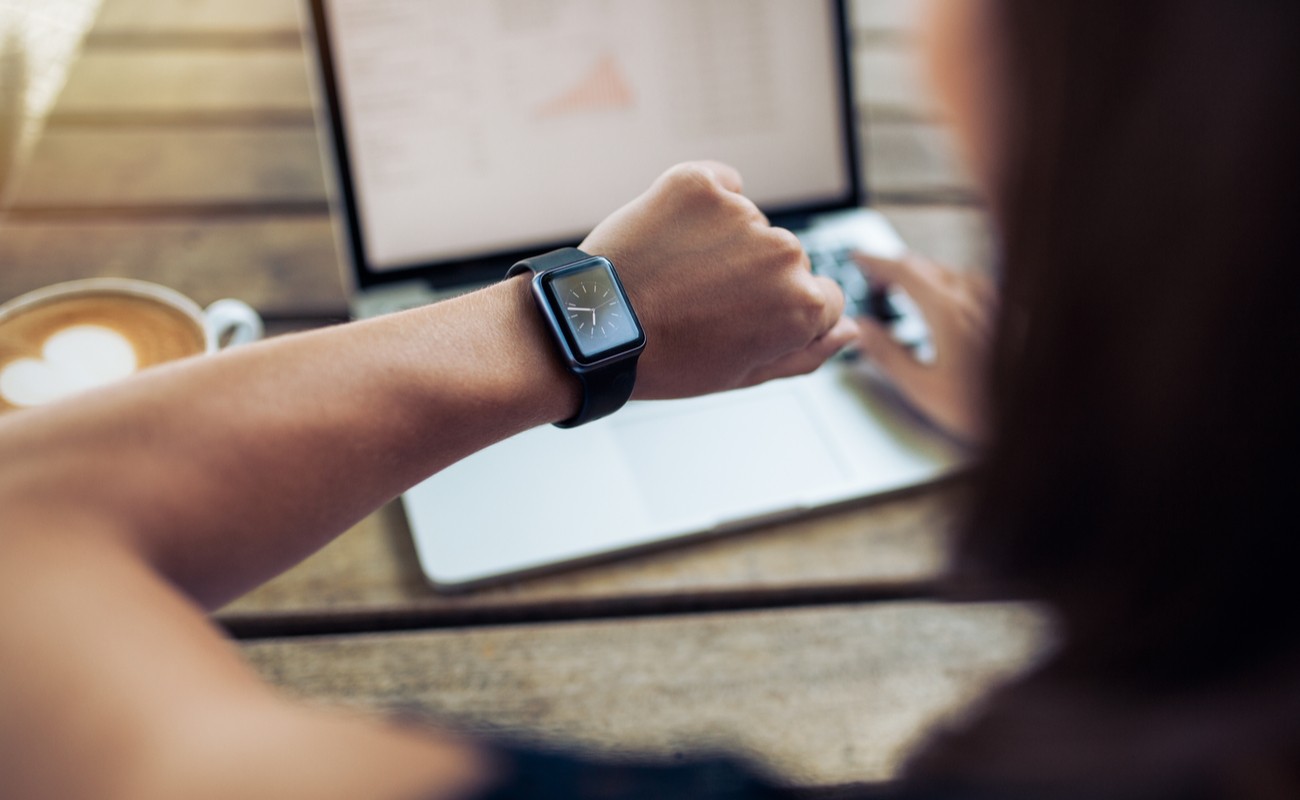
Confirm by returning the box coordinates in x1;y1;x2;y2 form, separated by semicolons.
0;0;1048;791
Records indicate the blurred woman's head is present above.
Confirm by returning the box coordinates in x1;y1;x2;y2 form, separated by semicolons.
922;0;1300;690
907;2;1300;794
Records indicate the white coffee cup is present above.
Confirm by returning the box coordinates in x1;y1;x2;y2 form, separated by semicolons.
0;278;263;413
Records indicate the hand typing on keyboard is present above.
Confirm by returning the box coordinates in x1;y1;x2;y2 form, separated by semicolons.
807;244;930;352
835;249;997;445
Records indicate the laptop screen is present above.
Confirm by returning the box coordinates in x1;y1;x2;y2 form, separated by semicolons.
310;0;859;285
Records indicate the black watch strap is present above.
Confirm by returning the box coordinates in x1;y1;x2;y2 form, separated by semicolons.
508;248;640;429
507;246;589;277
558;357;637;429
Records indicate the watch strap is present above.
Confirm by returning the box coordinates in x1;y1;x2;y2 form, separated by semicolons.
508;247;640;428
505;247;588;279
558;358;638;429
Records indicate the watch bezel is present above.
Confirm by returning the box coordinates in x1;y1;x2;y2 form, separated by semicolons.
531;256;646;370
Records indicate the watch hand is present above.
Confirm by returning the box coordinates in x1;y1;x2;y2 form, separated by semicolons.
567;306;594;312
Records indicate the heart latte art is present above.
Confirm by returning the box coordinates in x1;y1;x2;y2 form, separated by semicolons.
1;326;138;407
0;292;206;413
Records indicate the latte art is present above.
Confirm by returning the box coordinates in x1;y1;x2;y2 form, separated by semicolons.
0;293;206;413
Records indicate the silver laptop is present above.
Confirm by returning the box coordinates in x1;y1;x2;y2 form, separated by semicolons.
305;0;966;589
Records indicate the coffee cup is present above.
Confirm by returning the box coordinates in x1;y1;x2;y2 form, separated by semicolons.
0;278;263;414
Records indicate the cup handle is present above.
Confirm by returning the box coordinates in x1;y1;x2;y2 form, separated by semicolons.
203;299;263;350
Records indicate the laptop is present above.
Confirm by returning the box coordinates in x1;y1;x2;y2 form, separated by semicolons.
304;0;966;589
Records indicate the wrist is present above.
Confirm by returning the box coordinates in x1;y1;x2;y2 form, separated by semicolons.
493;275;583;427
506;248;645;427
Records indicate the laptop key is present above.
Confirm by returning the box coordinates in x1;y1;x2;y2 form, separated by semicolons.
865;285;903;323
804;240;932;363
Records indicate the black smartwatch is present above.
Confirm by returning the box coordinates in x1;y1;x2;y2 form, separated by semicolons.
508;247;646;428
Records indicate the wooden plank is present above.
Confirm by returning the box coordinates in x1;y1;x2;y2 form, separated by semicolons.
855;43;939;121
0;215;345;314
6;127;324;208
241;602;1051;785
866;122;973;201
54;49;312;118
92;0;302;35
220;487;959;621
878;205;994;274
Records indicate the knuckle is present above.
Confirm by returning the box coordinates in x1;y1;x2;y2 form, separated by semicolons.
763;226;806;262
787;280;828;335
661;162;719;199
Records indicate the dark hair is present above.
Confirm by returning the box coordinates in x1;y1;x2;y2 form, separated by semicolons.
910;0;1300;793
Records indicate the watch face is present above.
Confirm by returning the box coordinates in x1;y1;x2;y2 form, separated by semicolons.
544;259;643;362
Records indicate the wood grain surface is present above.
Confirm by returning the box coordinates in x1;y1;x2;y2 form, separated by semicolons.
243;601;1052;785
90;0;302;36
8;127;326;208
220;485;962;626
0;215;344;313
54;49;313;119
855;44;940;121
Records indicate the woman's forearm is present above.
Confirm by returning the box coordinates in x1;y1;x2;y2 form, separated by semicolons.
0;277;574;607
0;162;860;800
0;161;854;609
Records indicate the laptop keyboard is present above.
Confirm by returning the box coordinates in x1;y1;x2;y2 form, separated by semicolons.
805;243;932;358
808;244;891;320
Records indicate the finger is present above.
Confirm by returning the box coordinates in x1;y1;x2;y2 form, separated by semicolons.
810;274;848;337
817;314;861;352
746;316;860;385
965;270;1000;307
858;318;932;398
852;251;948;308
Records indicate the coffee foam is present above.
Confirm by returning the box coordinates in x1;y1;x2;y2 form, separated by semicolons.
1;325;138;407
0;293;205;413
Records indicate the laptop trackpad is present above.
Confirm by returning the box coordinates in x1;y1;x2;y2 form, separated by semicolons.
613;388;849;530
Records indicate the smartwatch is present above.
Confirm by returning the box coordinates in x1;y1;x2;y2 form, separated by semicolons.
507;247;646;428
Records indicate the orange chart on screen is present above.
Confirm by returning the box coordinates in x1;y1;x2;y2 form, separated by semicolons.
536;53;636;118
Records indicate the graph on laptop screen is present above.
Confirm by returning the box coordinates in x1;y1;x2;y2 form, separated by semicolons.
322;0;849;271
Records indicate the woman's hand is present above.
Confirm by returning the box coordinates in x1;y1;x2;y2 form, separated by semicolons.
582;161;859;400
853;251;996;444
